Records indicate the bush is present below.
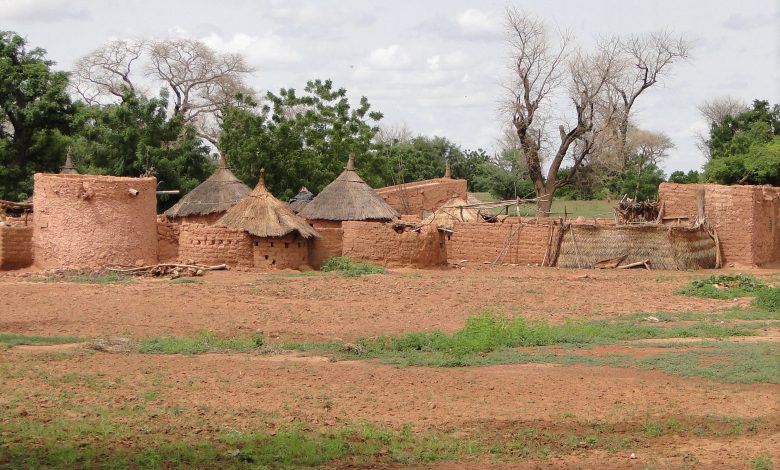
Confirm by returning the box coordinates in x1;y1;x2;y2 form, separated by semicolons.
753;287;780;312
677;274;767;299
321;257;385;277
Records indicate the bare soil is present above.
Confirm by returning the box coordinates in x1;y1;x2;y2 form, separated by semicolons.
1;265;778;468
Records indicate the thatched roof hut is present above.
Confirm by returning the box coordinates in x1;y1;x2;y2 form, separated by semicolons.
164;154;251;219
289;187;314;214
423;196;483;229
60;149;78;174
218;169;318;239
299;154;399;221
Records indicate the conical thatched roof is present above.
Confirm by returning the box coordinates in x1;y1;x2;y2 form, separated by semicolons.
299;154;399;221
60;149;78;174
289;187;314;214
164;154;251;218
423;196;483;229
218;169;319;239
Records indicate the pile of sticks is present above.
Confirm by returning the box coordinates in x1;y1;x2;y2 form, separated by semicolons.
109;263;227;278
614;197;660;224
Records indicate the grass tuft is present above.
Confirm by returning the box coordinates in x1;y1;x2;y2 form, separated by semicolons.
28;273;134;285
753;287;780;312
677;274;767;299
0;333;80;349
322;257;385;277
138;331;266;355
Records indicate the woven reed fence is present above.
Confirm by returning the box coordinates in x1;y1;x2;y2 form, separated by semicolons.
554;223;716;270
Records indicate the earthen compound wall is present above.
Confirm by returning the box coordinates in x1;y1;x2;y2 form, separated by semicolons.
307;220;343;269
178;224;253;267
447;220;552;265
0;225;34;269
341;221;447;268
659;183;780;266
375;178;468;216
157;217;181;263
251;233;311;270
33;174;158;269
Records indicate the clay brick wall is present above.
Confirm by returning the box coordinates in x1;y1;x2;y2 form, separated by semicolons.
375;178;468;216
307;220;343;269
156;217;181;263
33;174;158;269
177;213;224;225
659;183;780;266
178;224;252;267
447;221;552;265
341;221;446;268
0;225;34;269
251;233;311;270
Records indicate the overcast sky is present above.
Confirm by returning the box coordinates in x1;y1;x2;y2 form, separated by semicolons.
3;0;779;173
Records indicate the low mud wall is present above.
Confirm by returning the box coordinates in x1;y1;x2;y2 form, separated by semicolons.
33;174;158;269
0;225;34;269
446;220;551;265
659;183;780;266
157;218;181;263
178;224;252;267
376;178;468;216
251;233;311;270
307;220;343;269
341;221;446;268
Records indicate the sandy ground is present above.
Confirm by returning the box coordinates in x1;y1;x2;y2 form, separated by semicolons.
1;265;778;468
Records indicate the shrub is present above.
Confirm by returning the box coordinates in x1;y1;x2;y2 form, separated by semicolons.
321;257;385;277
677;274;767;299
753;287;780;312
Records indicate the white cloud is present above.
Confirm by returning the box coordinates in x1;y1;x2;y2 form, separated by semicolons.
723;13;774;30
0;0;90;22
200;32;301;64
427;55;441;70
367;44;412;69
456;8;500;37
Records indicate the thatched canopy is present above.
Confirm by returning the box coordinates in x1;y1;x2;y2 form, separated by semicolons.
299;154;399;221
289;187;314;214
60;149;78;174
164;154;251;218
218;169;318;239
423;196;483;229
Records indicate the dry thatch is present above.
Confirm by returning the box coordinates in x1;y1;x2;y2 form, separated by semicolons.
218;169;318;239
423;196;483;229
555;223;716;270
164;154;251;218
299;154;399;221
60;149;78;174
289;187;314;214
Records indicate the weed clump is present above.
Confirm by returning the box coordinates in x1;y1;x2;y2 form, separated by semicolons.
753;287;780;312
322;257;384;277
677;274;766;299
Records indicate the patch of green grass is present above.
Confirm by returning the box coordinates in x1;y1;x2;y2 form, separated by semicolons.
169;278;204;284
753;287;780;312
752;453;774;470
322;256;385;277
27;273;134;285
0;333;80;349
138;330;266;355
677;274;767;299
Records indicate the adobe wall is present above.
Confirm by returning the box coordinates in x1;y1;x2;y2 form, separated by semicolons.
341;221;447;268
157;217;181;263
176;213;224;225
0;225;34;269
659;183;780;266
447;220;552;265
33;174;158;269
307;220;343;269
375;178;468;216
178;224;253;267
251;233;311;270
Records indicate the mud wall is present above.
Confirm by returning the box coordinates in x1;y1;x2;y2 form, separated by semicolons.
447;221;551;265
0;225;34;269
341;221;447;268
251;233;311;270
307;220;343;269
176;213;224;225
659;183;780;266
178;224;252;267
33;174;158;269
375;178;468;216
157;217;181;263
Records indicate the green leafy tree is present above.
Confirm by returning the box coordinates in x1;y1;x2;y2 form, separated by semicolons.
703;100;780;185
0;31;75;200
70;90;213;210
668;170;700;184
220;79;384;199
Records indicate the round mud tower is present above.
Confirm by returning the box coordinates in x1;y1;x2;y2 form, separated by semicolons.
32;174;158;269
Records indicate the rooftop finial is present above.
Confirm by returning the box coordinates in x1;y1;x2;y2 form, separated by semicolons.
444;159;452;178
60;147;78;174
346;153;355;171
258;168;266;187
218;152;228;169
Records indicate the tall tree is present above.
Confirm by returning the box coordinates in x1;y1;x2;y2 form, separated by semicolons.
0;31;75;200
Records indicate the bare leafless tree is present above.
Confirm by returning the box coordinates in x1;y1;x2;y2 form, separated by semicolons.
506;8;619;213
626;127;674;197
375;122;415;144
695;96;748;159
72;39;144;104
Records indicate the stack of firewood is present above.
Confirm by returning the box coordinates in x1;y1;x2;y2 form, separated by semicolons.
614;197;660;224
109;263;226;278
